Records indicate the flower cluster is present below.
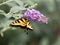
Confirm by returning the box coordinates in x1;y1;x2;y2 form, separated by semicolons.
24;9;48;24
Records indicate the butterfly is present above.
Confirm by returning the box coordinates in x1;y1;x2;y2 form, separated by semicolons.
10;18;33;31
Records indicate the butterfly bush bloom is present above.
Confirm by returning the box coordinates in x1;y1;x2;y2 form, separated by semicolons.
24;9;48;24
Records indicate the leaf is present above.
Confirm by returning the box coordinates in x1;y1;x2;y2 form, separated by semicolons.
4;12;12;18
6;0;18;7
21;0;34;5
0;10;6;15
0;0;8;4
0;0;13;6
10;6;26;13
14;0;24;6
0;31;4;37
12;13;24;19
0;18;13;28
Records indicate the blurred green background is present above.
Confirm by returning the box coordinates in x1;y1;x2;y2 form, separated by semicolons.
0;0;60;45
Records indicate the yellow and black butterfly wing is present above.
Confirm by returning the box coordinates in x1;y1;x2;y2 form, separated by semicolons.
26;22;33;30
10;18;27;27
10;18;33;30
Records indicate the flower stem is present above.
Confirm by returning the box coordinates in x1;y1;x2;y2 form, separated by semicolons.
0;26;11;37
28;3;38;9
0;0;13;6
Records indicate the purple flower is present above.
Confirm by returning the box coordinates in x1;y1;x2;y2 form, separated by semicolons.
24;9;48;24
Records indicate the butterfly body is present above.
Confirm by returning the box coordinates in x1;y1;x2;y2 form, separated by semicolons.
10;18;33;31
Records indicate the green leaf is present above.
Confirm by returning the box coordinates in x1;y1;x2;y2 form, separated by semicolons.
4;12;12;18
6;0;19;7
0;10;6;15
0;0;13;6
0;0;8;4
10;6;26;14
21;0;34;5
14;0;24;6
12;13;24;19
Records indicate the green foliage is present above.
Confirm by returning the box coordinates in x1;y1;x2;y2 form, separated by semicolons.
0;0;60;45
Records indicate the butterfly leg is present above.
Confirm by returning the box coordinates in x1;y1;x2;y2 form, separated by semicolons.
26;28;29;34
